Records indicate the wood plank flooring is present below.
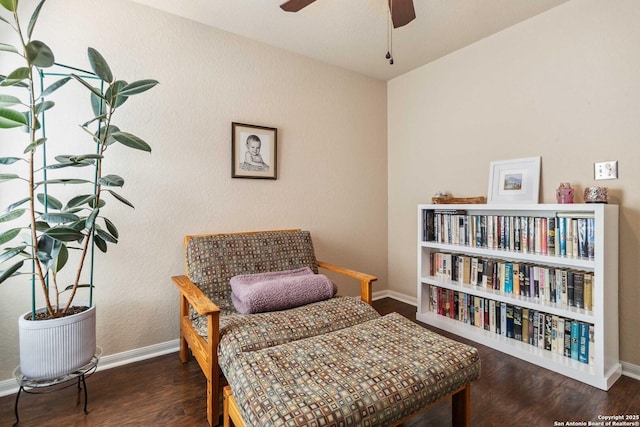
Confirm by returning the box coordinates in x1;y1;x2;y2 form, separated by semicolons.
1;298;639;426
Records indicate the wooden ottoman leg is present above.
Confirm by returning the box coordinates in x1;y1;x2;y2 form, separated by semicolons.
451;384;471;427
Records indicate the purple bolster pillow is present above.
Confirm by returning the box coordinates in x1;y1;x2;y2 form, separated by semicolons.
230;267;337;314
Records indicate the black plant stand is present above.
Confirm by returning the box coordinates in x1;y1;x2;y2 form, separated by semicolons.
12;348;101;426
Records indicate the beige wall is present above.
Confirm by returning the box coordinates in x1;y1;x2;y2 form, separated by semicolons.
0;0;388;380
388;0;640;365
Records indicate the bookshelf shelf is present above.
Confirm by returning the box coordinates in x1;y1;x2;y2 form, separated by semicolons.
416;203;620;390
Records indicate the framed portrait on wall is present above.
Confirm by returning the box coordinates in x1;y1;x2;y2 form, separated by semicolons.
487;157;541;204
231;122;277;179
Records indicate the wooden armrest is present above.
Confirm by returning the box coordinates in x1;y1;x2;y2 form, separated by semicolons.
171;275;220;315
317;260;377;304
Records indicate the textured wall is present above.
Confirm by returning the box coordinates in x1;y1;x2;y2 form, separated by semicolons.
0;0;388;380
388;0;640;365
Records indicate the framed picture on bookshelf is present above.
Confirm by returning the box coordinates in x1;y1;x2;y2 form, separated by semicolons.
231;122;278;179
487;157;540;203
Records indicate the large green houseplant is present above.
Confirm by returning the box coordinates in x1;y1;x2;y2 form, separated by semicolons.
0;0;158;378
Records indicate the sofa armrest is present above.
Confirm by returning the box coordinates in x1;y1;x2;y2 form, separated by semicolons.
317;261;377;305
172;275;221;425
172;275;220;315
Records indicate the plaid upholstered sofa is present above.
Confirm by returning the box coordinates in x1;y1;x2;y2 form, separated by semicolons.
172;229;480;427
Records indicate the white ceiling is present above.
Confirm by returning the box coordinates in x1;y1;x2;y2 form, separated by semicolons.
130;0;569;81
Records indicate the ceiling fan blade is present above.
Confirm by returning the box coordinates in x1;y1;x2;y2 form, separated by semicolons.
389;0;416;28
280;0;317;12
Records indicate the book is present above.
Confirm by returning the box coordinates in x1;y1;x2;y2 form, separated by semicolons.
514;306;523;341
577;218;588;258
547;217;556;256
522;307;530;343
573;272;584;309
587;218;595;259
578;322;589;364
570;321;580;360
558;217;567;256
564;318;572;357
506;305;515;338
556;317;565;355
544;314;552;351
504;263;513;294
567;271;575;307
489;299;496;333
551;315;559;353
584;273;593;311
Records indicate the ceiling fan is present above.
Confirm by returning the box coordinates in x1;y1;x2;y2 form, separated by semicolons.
280;0;416;28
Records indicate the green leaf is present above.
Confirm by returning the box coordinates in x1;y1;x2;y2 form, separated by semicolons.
90;92;106;117
88;198;106;208
0;227;20;244
71;74;104;100
37;193;63;210
36;234;63;269
53;243;68;273
87;47;113;83
0;208;25;222
40;212;80;224
0;43;18;54
0;157;22;165
96;124;119;146
41;76;71;98
0;0;17;12
34;100;54;114
99;174;124;187
66;194;96;209
106;80;127;107
26;40;55;68
106;189;134;208
24;137;46;153
118;79;159;97
93;234;107;252
85;208;99;229
27;0;47;39
0;246;26;264
0;94;21;107
1;68;29;87
0;107;28;128
0;260;24;285
104;217;119;239
38;178;91;185
44;227;84;242
111;131;151;152
96;228;117;244
0;173;20;182
7;197;29;211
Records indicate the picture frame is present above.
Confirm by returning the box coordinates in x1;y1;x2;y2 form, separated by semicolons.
487;156;541;204
231;122;277;179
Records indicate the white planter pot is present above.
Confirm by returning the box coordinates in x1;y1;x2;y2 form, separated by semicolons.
18;304;96;379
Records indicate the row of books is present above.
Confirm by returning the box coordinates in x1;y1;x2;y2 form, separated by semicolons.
422;209;596;259
428;286;593;365
429;252;594;310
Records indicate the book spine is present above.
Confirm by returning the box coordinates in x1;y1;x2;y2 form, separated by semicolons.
547;217;556;256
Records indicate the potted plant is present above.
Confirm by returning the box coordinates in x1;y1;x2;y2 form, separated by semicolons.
0;0;158;378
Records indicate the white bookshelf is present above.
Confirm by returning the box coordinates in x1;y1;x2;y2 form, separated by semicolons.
416;203;620;390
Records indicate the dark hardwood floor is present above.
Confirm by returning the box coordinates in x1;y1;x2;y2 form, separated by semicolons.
2;298;639;426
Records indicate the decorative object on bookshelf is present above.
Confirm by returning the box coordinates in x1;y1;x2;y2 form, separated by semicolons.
584;187;608;204
487;157;541;204
556;183;574;204
418;203;620;390
432;195;486;204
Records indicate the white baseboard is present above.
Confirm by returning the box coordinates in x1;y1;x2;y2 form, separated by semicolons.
2;293;638;397
0;339;179;397
372;289;417;306
622;361;640;382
